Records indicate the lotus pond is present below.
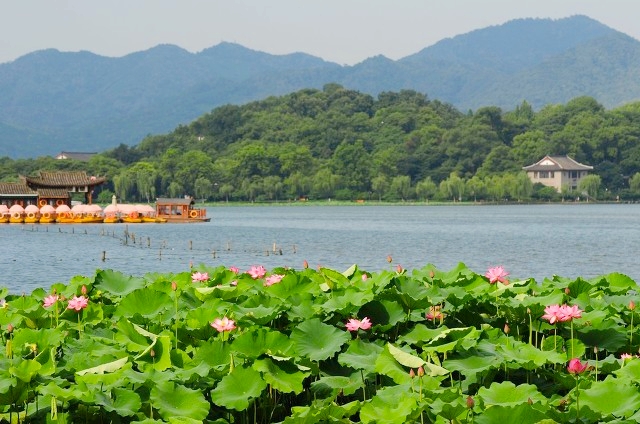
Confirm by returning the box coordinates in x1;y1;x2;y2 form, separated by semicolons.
1;262;640;423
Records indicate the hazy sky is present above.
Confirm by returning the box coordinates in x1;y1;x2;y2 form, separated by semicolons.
1;0;639;66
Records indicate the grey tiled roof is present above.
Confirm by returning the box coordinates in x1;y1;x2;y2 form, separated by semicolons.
24;171;106;187
523;156;593;171
0;182;37;196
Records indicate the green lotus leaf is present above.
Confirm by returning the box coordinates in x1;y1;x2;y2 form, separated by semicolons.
283;399;360;424
10;328;64;356
577;325;627;352
338;338;383;373
311;374;362;398
387;343;424;368
137;335;172;371
291;318;350;361
359;299;406;328
499;340;564;368
265;274;320;300
359;385;418;424
429;395;467;421
580;375;640;417
114;288;172;319
375;344;412;384
232;327;294;359
9;359;41;383
253;357;309;394
604;272;638;293
393;278;431;310
210;366;267;411
150;380;209;420
615;358;640;380
477;381;546;407
184;298;229;329
94;269;146;297
76;362;134;389
474;403;549;424
318;267;350;290
76;356;128;376
444;349;502;375
94;387;141;417
235;303;280;325
192;339;231;368
321;287;373;313
35;347;57;376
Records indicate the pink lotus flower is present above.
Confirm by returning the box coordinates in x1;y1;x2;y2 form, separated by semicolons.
67;295;88;312
541;304;563;324
264;274;284;287
542;304;583;324
248;265;267;279
485;266;509;284
230;280;238;286
621;353;633;361
229;266;239;274
211;317;236;332
567;358;588;375
346;317;372;332
361;274;368;281
426;306;443;320
558;304;582;322
43;294;59;308
191;271;209;283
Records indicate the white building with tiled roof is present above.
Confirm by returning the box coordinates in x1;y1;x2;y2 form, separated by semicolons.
523;155;594;193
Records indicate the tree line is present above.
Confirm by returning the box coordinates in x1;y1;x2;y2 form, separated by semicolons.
2;84;640;203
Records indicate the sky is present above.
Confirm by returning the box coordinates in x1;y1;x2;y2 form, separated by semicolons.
1;0;639;66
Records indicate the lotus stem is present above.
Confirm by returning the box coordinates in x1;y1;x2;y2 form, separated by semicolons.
630;312;634;351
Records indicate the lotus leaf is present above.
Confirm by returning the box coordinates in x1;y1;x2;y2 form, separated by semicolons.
253;357;308;394
232;327;293;358
114;288;172;319
94;387;141;417
210;365;267;410
359;385;418;424
338;338;383;374
311;374;362;397
94;269;146;297
150;380;209;420
291;318;350;361
477;381;546;407
579;375;640;418
473;403;549;424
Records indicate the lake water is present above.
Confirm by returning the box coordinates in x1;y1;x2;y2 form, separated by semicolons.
1;203;639;293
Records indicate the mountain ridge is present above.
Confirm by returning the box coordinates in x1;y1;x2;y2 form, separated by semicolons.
1;15;639;158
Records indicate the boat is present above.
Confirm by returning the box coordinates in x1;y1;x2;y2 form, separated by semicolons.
0;205;9;223
55;204;74;223
9;204;25;223
155;197;210;222
73;204;104;223
39;205;56;223
24;204;41;223
102;204;120;223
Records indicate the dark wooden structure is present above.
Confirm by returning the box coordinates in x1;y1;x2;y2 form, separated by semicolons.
155;197;210;222
24;171;106;206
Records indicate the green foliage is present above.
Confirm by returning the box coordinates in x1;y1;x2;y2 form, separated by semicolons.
2;263;640;422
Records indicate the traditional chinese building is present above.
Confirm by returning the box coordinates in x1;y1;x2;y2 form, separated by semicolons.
523;155;593;193
0;171;106;207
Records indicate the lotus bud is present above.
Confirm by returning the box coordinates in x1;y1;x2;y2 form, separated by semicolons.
528;397;533;405
630;300;636;311
171;281;178;291
81;285;87;295
303;260;309;269
527;308;531;315
150;349;155;358
565;287;570;295
504;323;510;334
386;255;393;263
396;264;403;273
429;270;435;279
417;366;425;377
466;396;474;409
409;368;416;379
6;323;13;333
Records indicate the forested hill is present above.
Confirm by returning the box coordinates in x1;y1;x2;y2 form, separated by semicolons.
2;15;640;158
4;87;640;204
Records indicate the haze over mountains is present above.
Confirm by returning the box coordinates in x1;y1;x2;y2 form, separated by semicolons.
1;15;640;159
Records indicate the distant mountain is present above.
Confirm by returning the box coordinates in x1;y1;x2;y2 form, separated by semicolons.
1;15;640;158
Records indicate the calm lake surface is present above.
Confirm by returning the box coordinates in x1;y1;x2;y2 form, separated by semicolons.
1;203;639;293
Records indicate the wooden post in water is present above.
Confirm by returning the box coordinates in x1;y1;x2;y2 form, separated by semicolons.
147;237;151;247
293;244;297;253
189;240;193;250
101;251;106;262
212;250;217;259
159;249;162;260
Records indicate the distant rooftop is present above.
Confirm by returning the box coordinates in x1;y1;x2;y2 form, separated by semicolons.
54;152;97;161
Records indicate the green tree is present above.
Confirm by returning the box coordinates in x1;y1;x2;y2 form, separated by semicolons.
194;177;214;202
390;175;412;201
371;175;389;201
578;174;602;200
415;177;437;202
